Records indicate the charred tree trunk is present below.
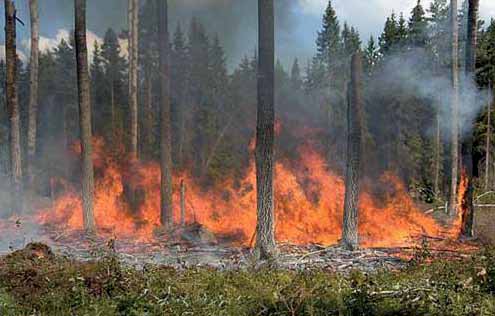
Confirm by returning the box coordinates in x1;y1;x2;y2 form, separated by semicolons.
128;0;139;159
5;0;23;216
341;53;364;251
255;0;277;260
75;0;96;234
460;0;479;237
27;0;39;187
157;0;173;228
448;0;460;216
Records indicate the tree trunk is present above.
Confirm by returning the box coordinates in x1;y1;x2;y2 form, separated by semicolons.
255;0;277;260
157;0;173;228
486;83;492;191
27;0;39;187
341;53;364;251
448;0;460;216
434;113;441;197
460;0;479;237
75;0;96;234
128;0;139;159
5;0;23;216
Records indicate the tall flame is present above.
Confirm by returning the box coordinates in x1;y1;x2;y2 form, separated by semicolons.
37;137;462;247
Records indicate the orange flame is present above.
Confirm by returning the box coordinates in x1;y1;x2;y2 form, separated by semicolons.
36;137;462;248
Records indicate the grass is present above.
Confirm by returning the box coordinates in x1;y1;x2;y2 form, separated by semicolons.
0;243;494;315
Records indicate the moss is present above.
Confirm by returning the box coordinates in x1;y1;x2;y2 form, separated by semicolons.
0;245;494;315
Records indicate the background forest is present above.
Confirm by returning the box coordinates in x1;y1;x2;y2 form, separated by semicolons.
0;0;494;205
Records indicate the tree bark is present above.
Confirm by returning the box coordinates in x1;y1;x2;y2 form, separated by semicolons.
255;0;277;260
341;53;364;251
460;0;479;237
448;0;460;216
128;0;139;159
75;0;96;234
5;0;23;216
27;0;39;187
157;0;173;228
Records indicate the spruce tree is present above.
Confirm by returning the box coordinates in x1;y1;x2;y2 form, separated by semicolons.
408;0;428;48
316;0;342;70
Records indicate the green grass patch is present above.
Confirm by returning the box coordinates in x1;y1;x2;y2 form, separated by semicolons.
0;244;494;315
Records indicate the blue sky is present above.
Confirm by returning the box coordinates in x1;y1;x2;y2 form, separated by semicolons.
1;0;494;69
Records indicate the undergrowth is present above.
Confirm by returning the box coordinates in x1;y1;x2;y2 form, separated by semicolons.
0;243;494;315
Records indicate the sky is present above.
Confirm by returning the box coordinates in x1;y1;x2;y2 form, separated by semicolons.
0;0;494;69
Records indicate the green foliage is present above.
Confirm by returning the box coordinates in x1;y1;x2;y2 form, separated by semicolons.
1;245;495;316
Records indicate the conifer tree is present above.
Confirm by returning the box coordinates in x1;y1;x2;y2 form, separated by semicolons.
408;0;428;48
448;0;460;216
74;0;96;234
157;0;173;228
4;0;23;216
255;0;277;260
460;0;479;237
27;0;40;187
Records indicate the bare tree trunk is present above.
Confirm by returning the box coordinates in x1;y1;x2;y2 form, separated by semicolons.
341;53;364;251
5;0;23;216
460;0;479;238
75;0;96;234
255;0;277;260
486;83;493;191
448;0;460;216
26;0;39;187
434;113;441;196
157;0;173;228
180;179;186;227
128;0;139;159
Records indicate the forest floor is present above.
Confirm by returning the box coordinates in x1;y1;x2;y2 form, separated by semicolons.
0;242;494;315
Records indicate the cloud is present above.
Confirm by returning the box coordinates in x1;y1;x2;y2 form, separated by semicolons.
20;28;103;62
298;0;495;40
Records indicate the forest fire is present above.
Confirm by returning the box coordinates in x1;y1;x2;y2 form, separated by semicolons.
33;136;463;249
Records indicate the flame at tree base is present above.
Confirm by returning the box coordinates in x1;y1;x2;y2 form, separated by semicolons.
36;138;463;248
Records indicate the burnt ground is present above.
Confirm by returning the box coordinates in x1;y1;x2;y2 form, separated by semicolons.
0;215;480;273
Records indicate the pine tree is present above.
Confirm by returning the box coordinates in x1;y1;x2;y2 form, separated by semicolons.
128;0;139;159
4;0;23;216
460;0;479;237
448;0;460;216
255;0;277;260
27;0;40;187
342;52;364;251
74;0;96;234
157;0;173;228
